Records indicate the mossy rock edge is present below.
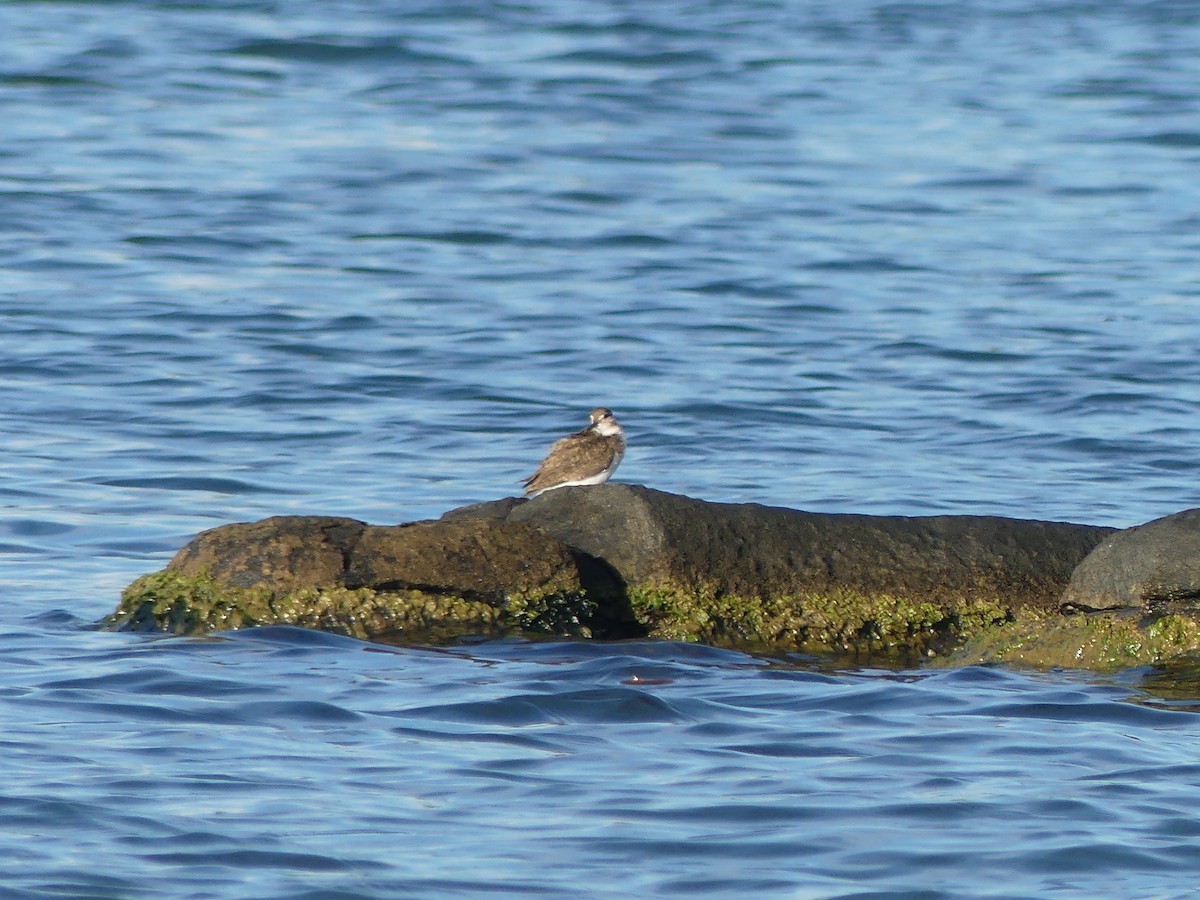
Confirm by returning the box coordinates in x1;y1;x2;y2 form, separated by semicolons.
103;568;1200;671
105;569;596;643
944;609;1200;672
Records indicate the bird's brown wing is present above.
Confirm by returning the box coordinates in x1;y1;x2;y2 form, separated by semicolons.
522;432;617;494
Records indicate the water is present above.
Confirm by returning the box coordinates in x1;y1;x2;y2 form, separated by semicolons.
5;0;1200;896
8;630;1200;900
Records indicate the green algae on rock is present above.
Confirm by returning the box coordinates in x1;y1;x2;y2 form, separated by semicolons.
106;569;276;635
103;512;631;641
106;565;1200;671
945;610;1200;672
102;487;1200;671
628;581;1011;662
106;568;597;642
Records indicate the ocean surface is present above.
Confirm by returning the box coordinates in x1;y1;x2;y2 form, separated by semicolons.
5;0;1200;896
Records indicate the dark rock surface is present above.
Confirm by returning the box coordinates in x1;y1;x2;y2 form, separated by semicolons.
344;519;587;601
446;484;1113;612
167;513;614;604
168;516;364;594
1062;508;1200;611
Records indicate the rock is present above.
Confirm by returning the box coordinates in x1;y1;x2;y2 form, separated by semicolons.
168;515;365;594
114;512;632;641
1062;508;1200;611
167;514;605;602
110;483;1125;662
451;483;1111;613
946;608;1200;672
344;519;591;602
439;497;526;521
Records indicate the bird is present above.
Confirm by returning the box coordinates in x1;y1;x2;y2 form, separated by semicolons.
522;407;626;498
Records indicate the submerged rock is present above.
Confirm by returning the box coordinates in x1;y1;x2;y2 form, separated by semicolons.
945;609;1200;672
106;484;1140;666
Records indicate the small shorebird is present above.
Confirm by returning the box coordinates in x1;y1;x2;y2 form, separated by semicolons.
522;407;626;498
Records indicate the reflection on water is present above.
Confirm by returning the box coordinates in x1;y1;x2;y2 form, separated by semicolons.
1131;659;1200;710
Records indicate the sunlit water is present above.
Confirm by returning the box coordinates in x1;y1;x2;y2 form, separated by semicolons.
5;1;1200;896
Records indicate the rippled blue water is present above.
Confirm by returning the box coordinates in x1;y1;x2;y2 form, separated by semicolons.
6;1;1200;896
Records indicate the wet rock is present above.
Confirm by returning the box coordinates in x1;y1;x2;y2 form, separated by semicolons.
168;515;365;594
440;497;526;522
451;483;1112;613
111;483;1128;662
116;511;631;640
166;514;599;601
945;608;1200;672
1062;508;1200;612
345;519;585;601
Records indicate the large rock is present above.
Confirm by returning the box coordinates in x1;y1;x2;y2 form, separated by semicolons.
448;484;1112;612
1062;508;1200;611
110;484;1135;662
